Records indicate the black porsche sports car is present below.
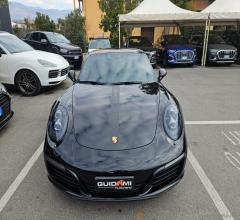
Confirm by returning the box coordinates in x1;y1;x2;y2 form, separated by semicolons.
44;49;187;201
0;83;13;129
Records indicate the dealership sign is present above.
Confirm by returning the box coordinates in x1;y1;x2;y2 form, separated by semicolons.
95;177;134;191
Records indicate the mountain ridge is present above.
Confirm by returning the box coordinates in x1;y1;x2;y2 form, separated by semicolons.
9;1;72;22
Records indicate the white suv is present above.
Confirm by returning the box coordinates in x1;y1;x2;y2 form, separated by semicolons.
0;32;69;96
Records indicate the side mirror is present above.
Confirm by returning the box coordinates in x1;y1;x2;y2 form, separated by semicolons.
41;39;48;44
68;70;77;83
158;68;167;81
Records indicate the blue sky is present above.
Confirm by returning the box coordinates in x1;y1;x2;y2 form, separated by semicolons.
12;0;74;10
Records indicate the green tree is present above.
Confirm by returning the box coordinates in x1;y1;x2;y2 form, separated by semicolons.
98;0;143;47
170;0;186;8
35;12;56;31
0;0;7;7
58;10;87;51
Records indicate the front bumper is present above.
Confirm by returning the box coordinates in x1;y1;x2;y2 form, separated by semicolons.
44;148;186;201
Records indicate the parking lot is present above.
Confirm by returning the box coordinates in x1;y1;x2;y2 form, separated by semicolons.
0;66;240;220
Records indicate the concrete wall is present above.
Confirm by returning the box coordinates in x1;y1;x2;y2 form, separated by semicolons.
0;2;12;33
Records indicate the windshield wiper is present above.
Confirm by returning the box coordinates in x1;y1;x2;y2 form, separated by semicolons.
77;81;144;85
77;81;106;85
112;81;143;85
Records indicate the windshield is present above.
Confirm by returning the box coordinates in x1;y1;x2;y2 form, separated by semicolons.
208;35;226;44
79;52;156;84
46;32;70;44
89;39;111;49
164;35;188;44
128;37;152;47
0;35;33;53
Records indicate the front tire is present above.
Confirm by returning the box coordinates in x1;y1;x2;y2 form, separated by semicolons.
15;70;41;96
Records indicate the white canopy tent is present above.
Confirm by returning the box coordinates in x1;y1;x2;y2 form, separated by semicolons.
119;0;207;27
203;0;240;24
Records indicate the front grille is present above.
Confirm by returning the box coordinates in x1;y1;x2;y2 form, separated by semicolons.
61;67;69;76
0;93;11;123
217;50;235;59
151;157;184;190
49;70;59;78
176;50;194;61
68;50;82;55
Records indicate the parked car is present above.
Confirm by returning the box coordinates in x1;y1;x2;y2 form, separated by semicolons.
44;49;187;201
0;82;13;129
222;30;240;63
24;31;83;68
88;37;111;53
158;35;197;67
125;36;158;67
0;32;69;96
190;34;238;65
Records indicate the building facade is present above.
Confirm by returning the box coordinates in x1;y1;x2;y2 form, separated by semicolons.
82;0;108;39
0;1;12;33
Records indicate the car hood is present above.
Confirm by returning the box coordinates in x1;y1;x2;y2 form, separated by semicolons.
14;50;69;66
72;83;160;151
208;44;237;50
166;44;195;50
52;42;81;51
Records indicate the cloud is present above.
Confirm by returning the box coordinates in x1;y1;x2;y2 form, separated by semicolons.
12;0;74;10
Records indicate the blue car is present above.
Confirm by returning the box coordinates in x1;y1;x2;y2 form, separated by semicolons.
159;35;197;67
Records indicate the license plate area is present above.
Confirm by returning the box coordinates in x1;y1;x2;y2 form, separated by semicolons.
74;56;79;60
95;176;134;191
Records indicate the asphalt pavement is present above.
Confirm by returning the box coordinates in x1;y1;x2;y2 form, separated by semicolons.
0;66;240;220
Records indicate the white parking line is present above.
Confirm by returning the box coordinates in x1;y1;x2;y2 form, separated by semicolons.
0;142;44;214
233;131;240;138
188;149;234;220
224;152;240;171
185;121;240;125
229;132;240;144
222;132;237;146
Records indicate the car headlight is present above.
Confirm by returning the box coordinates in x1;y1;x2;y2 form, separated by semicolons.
163;104;182;141
60;48;68;54
48;105;68;143
38;59;57;68
0;84;7;93
209;49;218;54
168;50;176;54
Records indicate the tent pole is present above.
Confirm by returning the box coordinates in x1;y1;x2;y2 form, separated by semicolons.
119;22;121;49
204;18;211;67
202;20;208;67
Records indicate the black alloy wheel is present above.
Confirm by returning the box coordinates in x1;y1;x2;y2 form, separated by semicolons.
16;70;41;96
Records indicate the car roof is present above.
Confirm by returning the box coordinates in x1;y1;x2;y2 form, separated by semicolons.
89;48;143;55
90;37;109;40
0;32;12;36
29;31;56;34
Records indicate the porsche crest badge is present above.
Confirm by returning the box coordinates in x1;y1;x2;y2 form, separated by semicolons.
112;136;118;144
